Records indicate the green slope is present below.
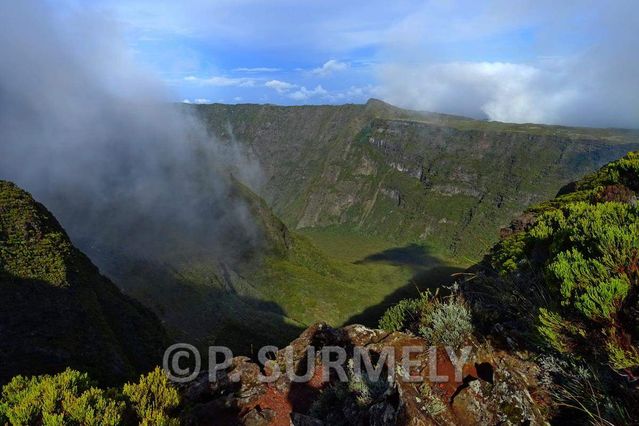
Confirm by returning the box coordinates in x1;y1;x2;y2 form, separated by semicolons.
0;181;167;386
193;99;639;261
81;177;460;355
380;151;639;424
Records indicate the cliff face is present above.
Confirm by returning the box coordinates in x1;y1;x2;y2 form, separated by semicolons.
0;181;167;386
194;99;639;259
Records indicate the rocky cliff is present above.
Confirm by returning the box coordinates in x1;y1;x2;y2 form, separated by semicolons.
194;99;639;259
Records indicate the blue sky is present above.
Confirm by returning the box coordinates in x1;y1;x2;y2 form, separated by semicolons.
45;0;639;127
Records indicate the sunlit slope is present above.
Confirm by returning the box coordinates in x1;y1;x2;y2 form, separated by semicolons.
194;99;639;260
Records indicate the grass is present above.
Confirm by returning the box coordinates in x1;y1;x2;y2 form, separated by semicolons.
255;226;467;329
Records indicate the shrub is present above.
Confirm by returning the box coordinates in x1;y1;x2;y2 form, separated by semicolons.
378;296;425;332
122;367;180;426
0;367;181;426
345;360;388;407
418;295;473;347
468;152;639;422
536;308;585;353
490;198;639;368
309;359;388;424
539;355;634;425
0;369;124;425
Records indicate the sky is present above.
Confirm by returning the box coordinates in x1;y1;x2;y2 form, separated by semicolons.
42;0;639;127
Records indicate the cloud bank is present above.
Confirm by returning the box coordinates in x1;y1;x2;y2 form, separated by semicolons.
0;1;262;264
377;1;639;128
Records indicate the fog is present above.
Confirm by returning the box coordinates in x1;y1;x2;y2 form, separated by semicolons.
0;1;262;263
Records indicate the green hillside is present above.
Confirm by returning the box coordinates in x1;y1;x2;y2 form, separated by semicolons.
0;181;167;386
381;151;639;424
81;176;460;355
193;99;639;260
68;99;639;356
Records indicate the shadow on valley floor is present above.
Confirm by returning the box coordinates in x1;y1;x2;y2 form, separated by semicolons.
346;244;465;327
354;243;442;269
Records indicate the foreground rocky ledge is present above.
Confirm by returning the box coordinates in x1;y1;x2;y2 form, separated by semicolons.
179;323;550;425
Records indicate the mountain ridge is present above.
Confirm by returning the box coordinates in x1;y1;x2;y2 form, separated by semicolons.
0;180;167;386
193;100;639;260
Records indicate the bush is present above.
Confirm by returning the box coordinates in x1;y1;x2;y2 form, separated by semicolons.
539;355;634;425
525;202;639;367
0;369;124;425
418;383;446;418
379;289;473;348
378;296;425;332
309;359;389;424
0;367;180;426
418;294;473;347
122;367;180;426
469;153;639;423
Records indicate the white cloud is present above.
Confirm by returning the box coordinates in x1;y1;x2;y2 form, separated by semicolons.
182;98;213;104
288;85;327;100
184;75;256;87
330;85;377;102
376;0;639;128
378;53;639;128
234;67;281;73
379;62;548;123
265;79;297;93
312;59;348;76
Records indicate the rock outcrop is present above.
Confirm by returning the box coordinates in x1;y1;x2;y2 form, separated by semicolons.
180;323;549;425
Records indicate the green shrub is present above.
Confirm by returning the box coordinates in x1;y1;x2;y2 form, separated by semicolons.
0;367;181;426
0;369;124;426
345;360;388;407
122;367;180;426
467;152;639;422
378;296;425;332
418;295;473;347
309;360;388;424
536;308;585;353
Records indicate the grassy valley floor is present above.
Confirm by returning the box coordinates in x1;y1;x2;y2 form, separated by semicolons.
256;226;468;330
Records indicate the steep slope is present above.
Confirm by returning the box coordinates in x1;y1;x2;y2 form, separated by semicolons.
376;152;639;424
75;177;429;354
0;181;167;386
468;151;639;423
194;99;639;260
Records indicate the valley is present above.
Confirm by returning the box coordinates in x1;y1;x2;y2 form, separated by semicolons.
65;99;639;355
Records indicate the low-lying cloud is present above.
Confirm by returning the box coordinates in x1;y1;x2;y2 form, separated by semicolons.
0;1;262;264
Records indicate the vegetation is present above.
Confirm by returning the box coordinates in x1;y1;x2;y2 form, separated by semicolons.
377;152;639;423
0;368;180;426
467;151;639;423
379;290;474;347
0;369;123;426
418;382;446;418
486;153;639;369
417;292;473;347
379;297;425;332
0;181;166;386
309;360;389;424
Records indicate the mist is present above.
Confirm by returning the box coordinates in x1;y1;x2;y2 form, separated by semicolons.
0;1;262;264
